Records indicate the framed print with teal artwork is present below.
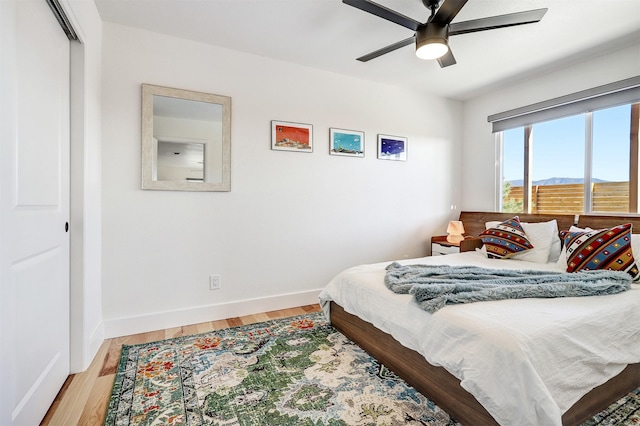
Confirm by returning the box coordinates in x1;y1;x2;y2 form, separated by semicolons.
329;128;364;157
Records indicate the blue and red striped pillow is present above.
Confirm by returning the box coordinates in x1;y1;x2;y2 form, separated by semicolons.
560;223;640;280
480;216;534;259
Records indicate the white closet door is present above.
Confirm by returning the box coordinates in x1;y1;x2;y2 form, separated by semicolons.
0;0;71;424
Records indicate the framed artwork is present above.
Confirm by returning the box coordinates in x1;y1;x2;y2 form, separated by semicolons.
377;134;407;161
329;128;365;157
271;120;313;152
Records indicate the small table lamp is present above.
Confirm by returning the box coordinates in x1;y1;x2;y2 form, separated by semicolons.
446;220;465;244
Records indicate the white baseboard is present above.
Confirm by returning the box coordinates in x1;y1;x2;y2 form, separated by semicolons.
88;321;105;363
104;289;323;338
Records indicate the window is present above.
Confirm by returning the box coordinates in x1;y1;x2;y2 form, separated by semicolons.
500;103;637;214
592;105;632;213
490;77;640;214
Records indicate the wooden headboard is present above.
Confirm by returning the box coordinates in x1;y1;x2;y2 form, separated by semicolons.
577;214;640;231
458;211;577;237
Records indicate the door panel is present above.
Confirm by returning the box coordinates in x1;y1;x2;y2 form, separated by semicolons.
0;0;71;424
14;248;68;417
16;7;67;206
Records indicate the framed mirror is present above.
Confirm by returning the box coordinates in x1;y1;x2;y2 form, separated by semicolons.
141;84;231;191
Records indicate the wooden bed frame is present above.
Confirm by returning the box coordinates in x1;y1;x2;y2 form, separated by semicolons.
328;211;640;425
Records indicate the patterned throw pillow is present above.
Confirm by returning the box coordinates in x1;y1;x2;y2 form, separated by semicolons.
561;223;640;280
480;216;534;259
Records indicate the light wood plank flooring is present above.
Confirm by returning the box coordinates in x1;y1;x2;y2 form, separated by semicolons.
41;304;322;426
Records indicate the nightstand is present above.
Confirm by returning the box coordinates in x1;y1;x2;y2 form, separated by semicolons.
431;235;483;256
431;235;460;256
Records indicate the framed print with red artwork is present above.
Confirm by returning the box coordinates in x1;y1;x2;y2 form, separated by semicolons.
271;120;313;152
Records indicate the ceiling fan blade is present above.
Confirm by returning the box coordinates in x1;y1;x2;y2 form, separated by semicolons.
431;0;468;25
342;0;422;31
356;36;415;62
437;49;457;67
449;8;547;36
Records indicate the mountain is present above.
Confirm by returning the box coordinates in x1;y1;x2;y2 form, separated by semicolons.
508;177;606;186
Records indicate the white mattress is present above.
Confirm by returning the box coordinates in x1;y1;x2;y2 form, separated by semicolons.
318;250;640;426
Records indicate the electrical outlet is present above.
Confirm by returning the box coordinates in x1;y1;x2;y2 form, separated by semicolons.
209;274;221;290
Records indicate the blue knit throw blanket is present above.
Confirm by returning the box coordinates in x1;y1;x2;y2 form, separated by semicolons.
384;263;632;313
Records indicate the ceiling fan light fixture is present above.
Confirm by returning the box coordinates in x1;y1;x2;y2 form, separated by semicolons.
415;41;448;60
415;24;449;60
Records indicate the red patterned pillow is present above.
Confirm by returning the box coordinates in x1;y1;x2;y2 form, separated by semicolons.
480;216;534;259
561;223;640;280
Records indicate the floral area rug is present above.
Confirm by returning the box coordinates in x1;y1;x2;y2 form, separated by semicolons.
104;313;640;426
104;313;456;425
582;387;640;426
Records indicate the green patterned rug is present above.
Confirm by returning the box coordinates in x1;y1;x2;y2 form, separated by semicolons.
104;313;640;425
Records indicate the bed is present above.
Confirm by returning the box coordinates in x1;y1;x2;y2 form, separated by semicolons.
318;212;640;426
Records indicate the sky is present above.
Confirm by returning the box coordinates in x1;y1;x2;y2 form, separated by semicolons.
332;131;362;151
503;104;631;183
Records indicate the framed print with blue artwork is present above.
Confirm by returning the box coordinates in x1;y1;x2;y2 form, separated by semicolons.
377;134;407;161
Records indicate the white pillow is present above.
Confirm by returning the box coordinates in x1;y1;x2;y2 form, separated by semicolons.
484;219;556;264
516;221;557;263
546;220;561;263
632;234;640;259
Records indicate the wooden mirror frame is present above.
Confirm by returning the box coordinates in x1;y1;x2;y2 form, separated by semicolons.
141;84;231;191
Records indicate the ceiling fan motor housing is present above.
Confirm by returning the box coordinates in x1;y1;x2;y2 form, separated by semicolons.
416;24;449;57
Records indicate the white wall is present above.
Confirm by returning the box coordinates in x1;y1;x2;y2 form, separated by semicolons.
461;42;640;211
65;0;103;372
101;23;462;336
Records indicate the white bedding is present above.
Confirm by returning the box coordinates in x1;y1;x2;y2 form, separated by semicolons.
318;250;640;426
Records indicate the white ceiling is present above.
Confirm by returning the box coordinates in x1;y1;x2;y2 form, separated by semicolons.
94;0;640;100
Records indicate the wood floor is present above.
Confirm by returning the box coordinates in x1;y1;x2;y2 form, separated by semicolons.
40;304;322;426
